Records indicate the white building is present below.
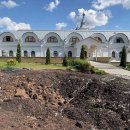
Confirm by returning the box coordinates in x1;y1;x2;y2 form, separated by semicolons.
0;30;130;62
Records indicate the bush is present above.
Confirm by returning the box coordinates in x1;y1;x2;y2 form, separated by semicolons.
7;59;16;66
94;69;107;75
69;59;91;72
80;45;86;60
46;48;51;65
90;66;95;74
126;64;130;71
120;46;127;67
16;43;21;63
62;55;68;66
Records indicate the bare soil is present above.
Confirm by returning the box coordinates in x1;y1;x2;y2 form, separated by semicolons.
0;69;130;130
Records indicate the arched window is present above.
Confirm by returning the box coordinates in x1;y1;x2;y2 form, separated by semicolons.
24;51;28;57
112;51;116;58
2;50;6;57
68;51;72;57
119;51;122;58
47;36;58;43
116;37;124;43
54;51;58;57
9;50;13;57
3;36;13;42
31;51;35;57
25;36;36;42
69;37;80;44
94;37;102;42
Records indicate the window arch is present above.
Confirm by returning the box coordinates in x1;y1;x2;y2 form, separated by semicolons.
112;51;116;58
25;36;36;42
47;36;58;43
31;51;35;57
24;51;28;57
9;50;13;57
68;51;72;57
69;37;80;44
54;51;58;57
3;36;13;42
94;37;102;42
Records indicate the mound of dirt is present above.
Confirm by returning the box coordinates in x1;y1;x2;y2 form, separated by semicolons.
0;69;130;130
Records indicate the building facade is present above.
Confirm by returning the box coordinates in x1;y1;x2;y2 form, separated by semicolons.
0;30;130;62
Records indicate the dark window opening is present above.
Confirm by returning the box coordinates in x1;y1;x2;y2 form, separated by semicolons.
9;50;13;57
25;36;36;42
54;51;58;57
68;51;72;57
47;36;58;43
24;51;28;57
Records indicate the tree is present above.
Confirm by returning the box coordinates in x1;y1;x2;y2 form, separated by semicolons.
46;48;51;64
80;45;85;60
62;55;68;66
120;46;127;67
16;42;21;63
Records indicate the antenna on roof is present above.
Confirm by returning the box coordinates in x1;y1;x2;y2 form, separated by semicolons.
76;11;88;30
80;12;85;29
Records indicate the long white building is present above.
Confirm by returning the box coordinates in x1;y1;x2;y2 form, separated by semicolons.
0;30;130;62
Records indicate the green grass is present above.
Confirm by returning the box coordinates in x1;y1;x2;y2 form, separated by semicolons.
0;62;66;70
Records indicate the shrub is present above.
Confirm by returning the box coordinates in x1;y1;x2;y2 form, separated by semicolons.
126;64;130;71
16;43;21;63
95;69;107;75
80;45;86;60
69;59;91;72
120;46;127;67
7;59;16;66
46;48;51;64
90;66;96;74
62;55;68;66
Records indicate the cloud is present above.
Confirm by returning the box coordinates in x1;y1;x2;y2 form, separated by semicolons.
69;8;111;29
92;0;130;10
0;17;31;31
0;0;19;8
45;0;60;12
56;22;67;30
69;12;76;19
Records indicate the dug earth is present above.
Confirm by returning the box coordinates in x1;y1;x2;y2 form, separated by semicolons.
0;69;130;130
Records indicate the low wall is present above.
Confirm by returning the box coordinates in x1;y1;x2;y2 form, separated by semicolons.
96;57;111;63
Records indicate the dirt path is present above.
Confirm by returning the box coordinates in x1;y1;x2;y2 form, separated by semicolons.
90;61;130;79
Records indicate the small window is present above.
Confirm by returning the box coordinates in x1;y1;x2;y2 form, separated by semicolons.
69;37;80;44
68;51;72;57
47;36;58;43
54;51;58;57
24;51;28;57
25;36;36;42
9;50;13;57
3;36;13;42
2;50;6;57
112;51;115;58
31;51;35;57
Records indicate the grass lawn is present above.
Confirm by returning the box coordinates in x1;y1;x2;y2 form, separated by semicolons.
0;62;66;70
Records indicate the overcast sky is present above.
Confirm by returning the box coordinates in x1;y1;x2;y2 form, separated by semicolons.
0;0;130;31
